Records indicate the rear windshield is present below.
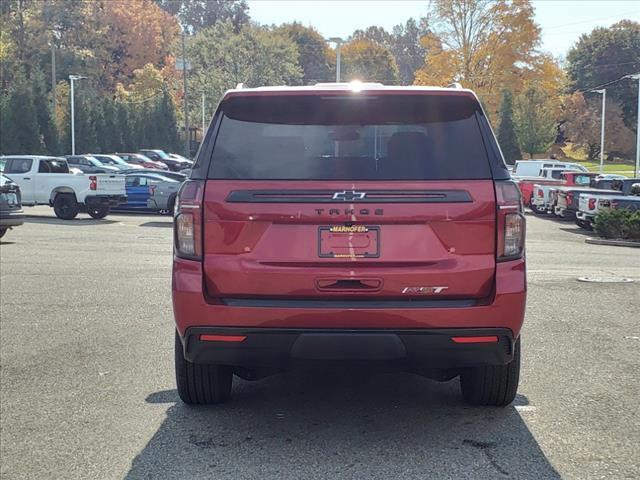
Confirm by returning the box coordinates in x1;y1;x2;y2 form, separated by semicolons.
208;94;491;180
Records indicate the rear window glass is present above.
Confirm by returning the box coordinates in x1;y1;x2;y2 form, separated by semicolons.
5;158;33;174
38;159;69;173
209;95;491;180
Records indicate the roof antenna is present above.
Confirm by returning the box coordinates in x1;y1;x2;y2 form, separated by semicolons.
236;83;244;89
448;82;462;89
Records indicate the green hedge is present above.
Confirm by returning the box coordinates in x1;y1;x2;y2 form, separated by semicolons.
594;209;640;240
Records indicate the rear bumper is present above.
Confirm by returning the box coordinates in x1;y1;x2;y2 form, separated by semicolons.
0;208;25;228
576;211;594;222
179;327;515;367
172;257;526;368
85;195;127;207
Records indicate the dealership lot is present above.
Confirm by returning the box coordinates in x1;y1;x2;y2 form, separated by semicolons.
1;207;639;480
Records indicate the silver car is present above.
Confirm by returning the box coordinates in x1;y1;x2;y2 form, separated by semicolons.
143;173;182;213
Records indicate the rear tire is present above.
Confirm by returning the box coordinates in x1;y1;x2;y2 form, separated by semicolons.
575;219;593;230
53;194;79;220
87;205;110;219
529;203;544;215
175;331;232;405
167;194;177;215
460;337;521;406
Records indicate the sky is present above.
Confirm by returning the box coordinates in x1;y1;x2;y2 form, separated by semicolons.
246;0;639;58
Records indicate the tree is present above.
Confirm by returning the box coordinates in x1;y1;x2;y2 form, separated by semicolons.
563;92;635;161
414;0;543;117
31;68;59;155
116;102;135;152
155;0;249;33
567;20;640;128
390;18;430;84
154;89;180;152
73;91;97;153
188;22;302;105
513;86;556;159
2;69;43;154
276;23;331;84
96;0;180;89
339;39;399;83
497;90;521;164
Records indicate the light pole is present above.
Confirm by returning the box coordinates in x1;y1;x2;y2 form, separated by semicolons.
328;37;343;82
69;75;86;155
626;74;640;177
594;89;606;174
181;28;190;157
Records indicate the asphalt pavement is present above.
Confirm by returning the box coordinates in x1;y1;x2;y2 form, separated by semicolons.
1;207;639;479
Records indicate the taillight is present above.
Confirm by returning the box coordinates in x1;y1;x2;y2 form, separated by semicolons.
537;188;543;198
495;180;525;261
89;176;97;190
174;180;204;260
566;192;574;205
149;184;156;196
611;200;620;208
588;198;596;210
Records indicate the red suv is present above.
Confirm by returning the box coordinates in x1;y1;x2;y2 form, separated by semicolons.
172;83;526;406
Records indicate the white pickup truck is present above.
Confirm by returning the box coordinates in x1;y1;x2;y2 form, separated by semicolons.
1;156;126;219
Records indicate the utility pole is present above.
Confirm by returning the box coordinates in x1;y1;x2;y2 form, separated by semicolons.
594;89;606;174
181;28;190;157
328;37;344;82
51;42;56;118
69;75;86;155
201;92;205;134
627;74;640;177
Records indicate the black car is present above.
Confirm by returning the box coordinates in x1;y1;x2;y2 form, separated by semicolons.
138;149;192;172
0;174;25;238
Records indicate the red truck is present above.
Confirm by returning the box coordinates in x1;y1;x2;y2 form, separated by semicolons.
515;170;597;210
172;83;526;407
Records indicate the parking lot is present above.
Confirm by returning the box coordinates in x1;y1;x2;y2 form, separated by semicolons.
1;207;639;480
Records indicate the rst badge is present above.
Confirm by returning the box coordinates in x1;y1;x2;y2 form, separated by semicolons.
402;286;449;294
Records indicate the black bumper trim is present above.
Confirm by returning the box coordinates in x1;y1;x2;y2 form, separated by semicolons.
220;298;478;309
0;210;25;228
181;327;514;368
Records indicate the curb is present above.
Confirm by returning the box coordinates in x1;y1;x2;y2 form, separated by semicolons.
585;237;640;248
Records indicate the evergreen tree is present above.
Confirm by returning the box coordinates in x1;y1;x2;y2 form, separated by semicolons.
0;94;13;154
31;69;60;155
156;89;179;152
3;70;44;154
496;90;522;164
74;92;98;153
102;98;119;153
116;102;135;152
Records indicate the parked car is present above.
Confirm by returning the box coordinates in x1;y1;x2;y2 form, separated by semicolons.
65;155;120;174
90;154;140;171
512;160;588;177
554;184;621;219
113;172;180;213
172;83;526;406
516;169;592;209
0;174;25;238
2;156;126;219
528;172;598;214
138;149;191;171
116;153;169;170
576;179;640;229
116;169;187;182
168;153;193;163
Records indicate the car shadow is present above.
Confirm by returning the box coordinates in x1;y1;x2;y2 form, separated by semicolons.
559;226;592;237
140;221;173;228
0;240;16;245
24;216;118;226
126;371;559;479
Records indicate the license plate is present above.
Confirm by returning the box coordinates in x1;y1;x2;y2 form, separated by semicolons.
318;225;380;258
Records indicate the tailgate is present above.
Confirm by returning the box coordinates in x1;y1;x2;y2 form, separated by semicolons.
95;174;126;195
202;180;496;300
